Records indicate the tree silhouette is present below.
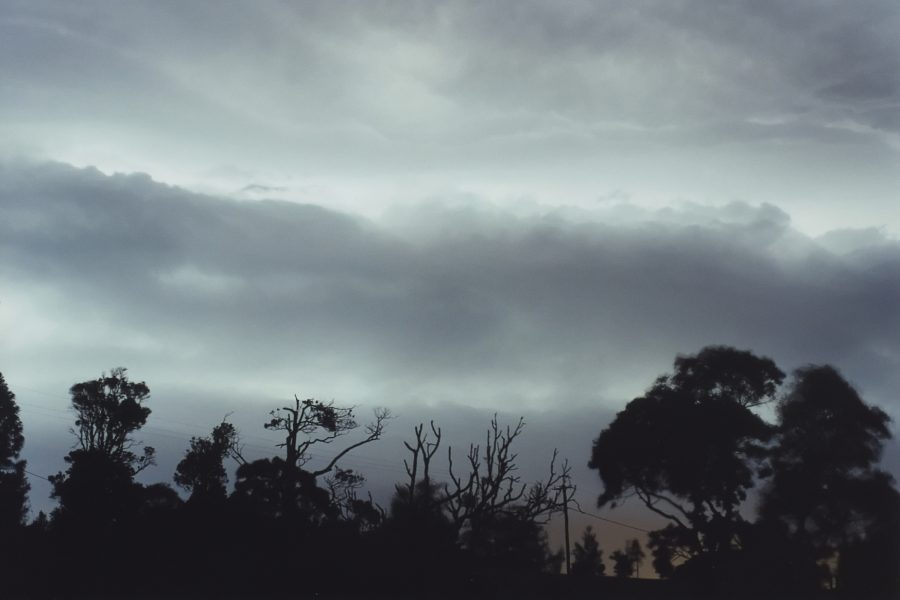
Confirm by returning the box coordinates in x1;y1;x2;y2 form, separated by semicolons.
626;538;645;577
227;397;389;534
589;346;783;576
325;467;383;532
445;416;569;531
174;421;240;505
67;367;154;469
6;352;895;598
610;549;634;578
462;509;563;573
231;457;334;525
759;365;896;592
570;526;605;576
50;368;154;529
608;538;644;578
389;417;569;576
264;396;389;477
0;373;28;531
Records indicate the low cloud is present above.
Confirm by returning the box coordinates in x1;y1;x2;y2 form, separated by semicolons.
2;160;898;418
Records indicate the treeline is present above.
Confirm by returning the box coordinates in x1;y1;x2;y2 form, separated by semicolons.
0;346;898;599
0;369;572;599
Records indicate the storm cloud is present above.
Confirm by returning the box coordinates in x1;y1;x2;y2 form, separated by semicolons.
3;160;898;415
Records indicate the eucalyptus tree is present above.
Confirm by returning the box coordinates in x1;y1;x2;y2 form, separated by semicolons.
589;346;784;575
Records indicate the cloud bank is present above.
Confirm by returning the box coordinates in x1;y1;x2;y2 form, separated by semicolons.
2;160;898;416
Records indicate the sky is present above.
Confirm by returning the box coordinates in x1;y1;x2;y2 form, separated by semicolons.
2;0;900;550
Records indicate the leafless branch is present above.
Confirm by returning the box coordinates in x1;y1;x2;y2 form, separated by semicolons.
402;421;442;499
311;407;391;477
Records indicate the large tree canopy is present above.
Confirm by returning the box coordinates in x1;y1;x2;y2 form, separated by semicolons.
589;346;784;570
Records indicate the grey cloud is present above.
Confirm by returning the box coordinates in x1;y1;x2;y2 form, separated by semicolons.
2;161;899;420
4;1;899;145
3;1;900;238
816;227;893;255
240;184;287;195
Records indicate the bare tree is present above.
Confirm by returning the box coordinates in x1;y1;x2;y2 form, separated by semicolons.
445;415;570;529
264;396;390;477
401;421;442;501
398;414;570;532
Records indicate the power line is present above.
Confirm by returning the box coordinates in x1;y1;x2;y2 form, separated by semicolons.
570;505;650;533
25;469;50;482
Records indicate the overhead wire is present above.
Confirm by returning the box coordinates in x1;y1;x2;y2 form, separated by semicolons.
570;505;650;533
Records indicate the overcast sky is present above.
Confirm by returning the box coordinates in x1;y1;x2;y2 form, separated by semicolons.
2;1;899;543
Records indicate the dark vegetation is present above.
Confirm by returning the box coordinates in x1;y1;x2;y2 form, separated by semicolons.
0;346;897;599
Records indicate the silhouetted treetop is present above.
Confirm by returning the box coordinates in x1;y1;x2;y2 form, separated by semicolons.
671;345;785;407
0;372;29;530
626;538;646;578
571;526;605;577
590;346;781;574
174;421;240;503
445;415;570;528
0;373;24;467
591;347;777;509
775;365;890;472
760;365;894;563
50;368;156;531
68;367;154;473
610;548;634;578
264;396;390;477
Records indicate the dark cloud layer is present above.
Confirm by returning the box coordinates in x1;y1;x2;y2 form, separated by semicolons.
2;161;898;415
